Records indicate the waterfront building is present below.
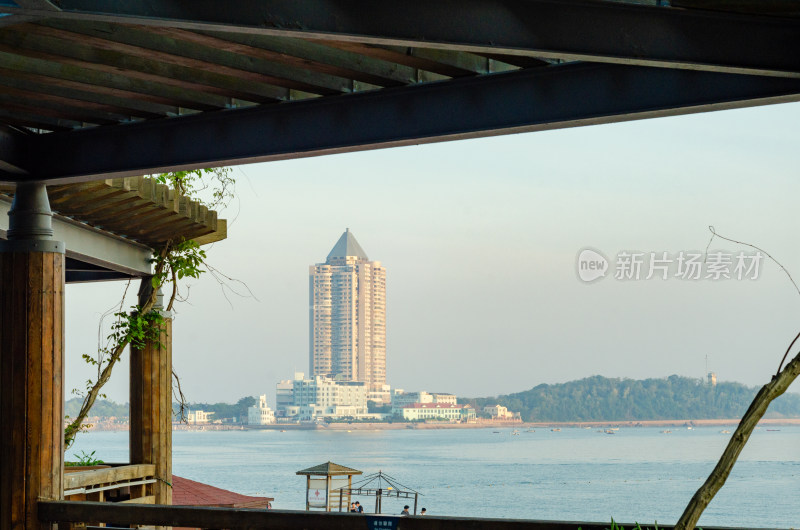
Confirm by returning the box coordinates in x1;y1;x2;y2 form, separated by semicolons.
247;394;276;425
276;373;302;415
391;391;458;414
401;403;476;422
276;374;370;421
309;229;387;401
707;372;717;386
482;404;521;421
186;410;214;424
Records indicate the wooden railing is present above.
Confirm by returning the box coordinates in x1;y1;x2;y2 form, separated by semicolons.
63;464;157;504
37;501;777;530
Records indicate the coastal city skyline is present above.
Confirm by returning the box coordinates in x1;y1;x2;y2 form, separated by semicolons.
63;102;800;405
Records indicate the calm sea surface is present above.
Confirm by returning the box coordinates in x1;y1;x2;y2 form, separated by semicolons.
70;426;800;528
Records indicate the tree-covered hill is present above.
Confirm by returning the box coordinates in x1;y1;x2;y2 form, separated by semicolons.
463;375;800;422
65;398;129;418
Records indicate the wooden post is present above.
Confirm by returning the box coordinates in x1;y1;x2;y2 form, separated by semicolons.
130;281;172;506
0;183;65;530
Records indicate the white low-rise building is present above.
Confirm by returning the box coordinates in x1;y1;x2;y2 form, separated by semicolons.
187;410;214;424
276;374;369;421
392;391;458;414
248;394;276;425
483;404;520;420
401;403;476;422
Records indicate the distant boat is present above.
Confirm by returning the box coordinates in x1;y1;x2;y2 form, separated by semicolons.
526;429;535;433
720;430;731;434
604;429;616;435
767;429;781;432
661;430;672;434
687;426;694;430
551;428;561;432
492;431;500;434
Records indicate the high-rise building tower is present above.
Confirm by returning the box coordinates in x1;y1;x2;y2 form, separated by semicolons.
309;229;387;400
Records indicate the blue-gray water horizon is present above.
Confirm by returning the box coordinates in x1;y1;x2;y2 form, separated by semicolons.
71;426;800;527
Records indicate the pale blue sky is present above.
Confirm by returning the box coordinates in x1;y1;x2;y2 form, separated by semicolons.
66;101;800;405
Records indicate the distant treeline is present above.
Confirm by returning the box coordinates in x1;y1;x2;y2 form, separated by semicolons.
461;375;800;422
65;396;256;421
65;398;129;419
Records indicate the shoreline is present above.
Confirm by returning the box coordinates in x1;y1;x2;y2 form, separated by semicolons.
195;417;800;432
82;418;800;432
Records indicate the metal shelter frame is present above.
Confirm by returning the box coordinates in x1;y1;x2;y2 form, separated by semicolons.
335;471;422;515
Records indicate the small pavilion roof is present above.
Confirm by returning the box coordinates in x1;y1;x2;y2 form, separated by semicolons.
296;462;363;477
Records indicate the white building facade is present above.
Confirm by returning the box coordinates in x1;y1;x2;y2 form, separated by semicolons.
276;374;370;421
401;403;476;422
247;394;276;425
310;229;388;401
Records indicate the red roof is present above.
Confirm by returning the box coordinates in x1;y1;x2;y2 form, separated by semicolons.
172;475;273;509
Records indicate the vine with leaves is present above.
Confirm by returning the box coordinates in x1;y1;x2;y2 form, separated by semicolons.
64;168;234;449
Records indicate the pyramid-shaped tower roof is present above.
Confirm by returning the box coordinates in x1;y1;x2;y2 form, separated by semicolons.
327;228;368;261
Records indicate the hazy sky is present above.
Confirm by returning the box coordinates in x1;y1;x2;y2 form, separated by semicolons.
65;101;800;406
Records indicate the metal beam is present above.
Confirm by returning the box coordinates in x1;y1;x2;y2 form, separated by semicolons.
2;0;800;77
9;63;800;184
0;195;152;277
0;124;27;174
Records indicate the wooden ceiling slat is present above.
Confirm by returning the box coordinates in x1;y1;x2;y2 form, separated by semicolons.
0;67;182;115
0;97;110;125
39;20;356;95
14;24;288;103
159;28;435;88
43;177;222;248
0;48;227;111
0;83;143;121
0;69;171;119
0;109;75;131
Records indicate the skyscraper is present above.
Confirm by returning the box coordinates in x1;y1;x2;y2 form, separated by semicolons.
309;229;387;401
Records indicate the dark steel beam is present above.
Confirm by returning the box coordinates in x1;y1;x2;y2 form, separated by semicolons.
0;124;28;175
8;63;800;184
3;0;800;77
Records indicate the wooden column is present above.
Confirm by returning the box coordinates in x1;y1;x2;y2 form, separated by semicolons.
0;183;65;530
130;283;172;506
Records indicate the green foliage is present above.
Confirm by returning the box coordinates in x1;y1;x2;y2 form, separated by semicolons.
463;375;800;422
151;238;207;289
110;306;165;350
153;167;234;210
66;450;104;466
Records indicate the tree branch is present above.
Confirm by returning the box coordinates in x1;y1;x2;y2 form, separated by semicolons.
675;349;800;529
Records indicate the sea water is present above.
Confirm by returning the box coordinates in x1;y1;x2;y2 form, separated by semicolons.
69;426;800;528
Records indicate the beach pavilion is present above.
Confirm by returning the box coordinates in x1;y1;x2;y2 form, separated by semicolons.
1;2;799;529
